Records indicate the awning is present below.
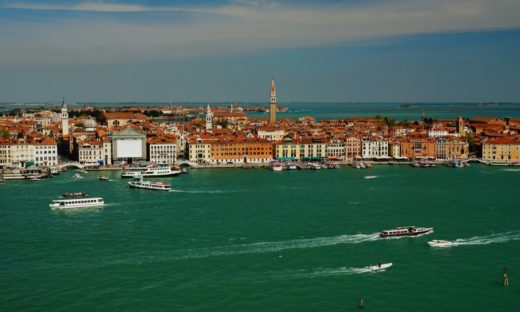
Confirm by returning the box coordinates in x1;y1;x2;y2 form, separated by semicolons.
276;157;296;161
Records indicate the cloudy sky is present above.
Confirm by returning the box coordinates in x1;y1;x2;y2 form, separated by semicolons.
1;0;520;102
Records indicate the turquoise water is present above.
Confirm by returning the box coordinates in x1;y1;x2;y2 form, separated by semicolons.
1;166;520;311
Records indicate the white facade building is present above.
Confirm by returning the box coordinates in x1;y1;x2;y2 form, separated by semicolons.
78;141;112;166
148;140;177;164
361;137;389;159
257;128;286;141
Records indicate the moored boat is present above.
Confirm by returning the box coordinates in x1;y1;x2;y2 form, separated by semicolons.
270;162;283;171
49;197;104;209
427;240;453;247
380;226;433;237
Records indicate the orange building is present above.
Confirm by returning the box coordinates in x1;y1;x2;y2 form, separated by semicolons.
210;136;273;164
399;135;436;159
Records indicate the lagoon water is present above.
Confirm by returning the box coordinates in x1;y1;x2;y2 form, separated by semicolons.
1;165;520;311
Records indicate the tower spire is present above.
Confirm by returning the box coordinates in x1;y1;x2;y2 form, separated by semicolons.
269;79;277;124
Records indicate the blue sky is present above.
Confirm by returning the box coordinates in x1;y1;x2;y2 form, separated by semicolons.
1;0;520;102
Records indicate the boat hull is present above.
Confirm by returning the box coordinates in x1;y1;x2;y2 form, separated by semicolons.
128;182;171;191
380;227;433;237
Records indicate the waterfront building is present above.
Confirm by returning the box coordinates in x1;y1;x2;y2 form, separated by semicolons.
399;135;436;159
361;136;389;159
111;127;147;163
269;80;277;124
389;141;401;158
187;136;213;163
435;137;468;160
482;138;520;163
78;140;112;166
61;100;69;137
148;136;177;164
257;127;285;141
275;137;327;161
345;136;361;160
0;138;58;168
326;138;346;160
210;136;273;164
205;104;213;132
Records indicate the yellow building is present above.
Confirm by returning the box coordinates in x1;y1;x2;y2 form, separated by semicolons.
482;138;520;163
275;137;327;161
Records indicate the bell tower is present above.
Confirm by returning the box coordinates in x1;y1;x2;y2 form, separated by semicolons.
269;79;277;124
205;104;213;132
61;98;69;136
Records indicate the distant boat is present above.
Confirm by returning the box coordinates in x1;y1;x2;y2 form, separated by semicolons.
364;175;378;179
97;176;110;181
380;226;433;237
427;240;453;248
367;263;393;272
62;192;89;198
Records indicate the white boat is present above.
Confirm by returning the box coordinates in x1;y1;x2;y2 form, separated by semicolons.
367;263;393;272
427;240;453;247
73;173;83;179
97;176;110;181
121;165;181;178
271;162;283;171
287;163;297;170
380;226;433;237
128;174;171;191
364;175;378;179
49;197;104;209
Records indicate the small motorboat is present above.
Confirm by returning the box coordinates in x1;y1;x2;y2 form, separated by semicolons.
62;192;90;198
72;173;83;179
427;240;453;248
367;263;393;272
97;176;110;181
364;175;378;179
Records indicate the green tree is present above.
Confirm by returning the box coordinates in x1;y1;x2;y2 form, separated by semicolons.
1;128;10;139
466;133;476;153
17;131;25;139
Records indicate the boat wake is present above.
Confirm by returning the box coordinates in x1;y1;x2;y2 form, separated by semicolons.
170;189;238;194
364;175;379;179
501;168;520;172
272;266;374;280
172;232;381;260
452;231;520;246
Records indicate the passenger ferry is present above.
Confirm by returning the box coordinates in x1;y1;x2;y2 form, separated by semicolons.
128;174;171;191
49;197;104;209
380;226;433;237
121;165;181;178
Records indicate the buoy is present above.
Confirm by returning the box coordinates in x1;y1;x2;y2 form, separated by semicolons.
503;267;510;287
359;297;365;309
503;273;509;287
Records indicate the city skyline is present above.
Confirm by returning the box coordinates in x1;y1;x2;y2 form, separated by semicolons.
1;0;520;102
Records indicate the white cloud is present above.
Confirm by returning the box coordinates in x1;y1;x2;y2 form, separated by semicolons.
1;0;520;67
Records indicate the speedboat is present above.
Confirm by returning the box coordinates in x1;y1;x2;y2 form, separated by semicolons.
367;263;392;272
427;240;453;248
380;226;433;237
97;176;110;181
364;175;377;179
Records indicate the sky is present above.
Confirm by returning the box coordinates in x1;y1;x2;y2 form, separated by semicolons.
1;0;520;103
